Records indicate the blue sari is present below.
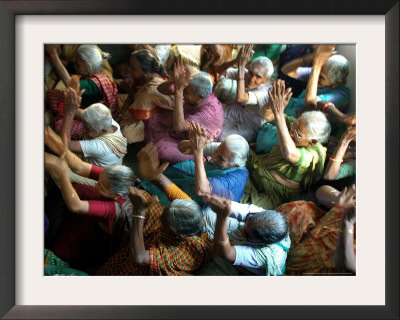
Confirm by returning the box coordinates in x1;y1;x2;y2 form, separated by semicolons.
141;160;249;206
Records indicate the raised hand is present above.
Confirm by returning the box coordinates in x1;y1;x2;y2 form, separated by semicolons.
173;56;191;90
127;186;151;215
67;75;81;94
45;44;61;57
44;125;65;155
188;121;213;152
342;114;356;126
313;44;336;66
137;142;169;181
238;44;254;67
203;193;231;219
341;125;356;143
269;79;293;116
64;87;84;116
337;185;356;208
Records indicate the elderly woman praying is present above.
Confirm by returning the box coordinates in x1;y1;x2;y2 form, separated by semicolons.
242;79;331;209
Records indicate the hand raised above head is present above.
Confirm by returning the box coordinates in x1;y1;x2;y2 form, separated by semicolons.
127;186;151;214
64;87;84;116
238;44;254;67
203;193;231;218
269;79;292;115
337;185;356;208
313;44;337;66
188;121;212;152
173;56;191;90
137;142;169;181
342;125;356;143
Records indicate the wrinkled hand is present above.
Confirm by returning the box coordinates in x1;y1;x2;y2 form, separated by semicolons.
341;125;356;143
137;142;169;181
238;44;254;67
313;44;336;66
173;56;191;90
64;87;84;116
341;206;356;226
67;75;81;94
188;121;214;153
268;79;293;115
45;44;61;56
337;185;356;208
127;186;152;215
203;194;231;219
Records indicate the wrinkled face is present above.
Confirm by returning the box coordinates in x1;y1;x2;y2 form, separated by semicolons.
129;56;146;81
183;83;202;105
212;141;235;169
95;172;115;199
246;64;269;89
83;121;103;139
75;55;90;77
318;65;334;88
289;118;314;147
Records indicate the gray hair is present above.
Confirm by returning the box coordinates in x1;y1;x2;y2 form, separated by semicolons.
250;56;274;79
300;111;331;144
223;134;249;167
77;45;103;74
324;54;349;86
190;71;213;99
81;103;112;132
167;199;204;237
246;210;288;245
103;165;137;195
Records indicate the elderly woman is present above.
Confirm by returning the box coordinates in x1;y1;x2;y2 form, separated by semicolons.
141;122;249;206
97;143;213;276
241;80;331;210
60;88;127;169
275;184;356;275
217;44;274;143
256;45;351;154
116;49;175;143
45;44;118;139
199;194;290;276
145;56;224;163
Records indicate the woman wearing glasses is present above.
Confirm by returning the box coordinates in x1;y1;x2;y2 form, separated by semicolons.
241;79;331;210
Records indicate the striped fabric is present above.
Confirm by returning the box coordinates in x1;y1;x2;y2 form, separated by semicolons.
97;191;213;276
90;73;118;115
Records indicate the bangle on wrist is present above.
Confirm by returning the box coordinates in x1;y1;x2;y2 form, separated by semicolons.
329;157;343;163
322;102;334;114
215;238;229;246
132;214;145;220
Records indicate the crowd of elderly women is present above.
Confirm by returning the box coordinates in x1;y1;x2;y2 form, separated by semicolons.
44;43;356;277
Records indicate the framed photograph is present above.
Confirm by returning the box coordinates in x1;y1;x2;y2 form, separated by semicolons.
1;1;398;319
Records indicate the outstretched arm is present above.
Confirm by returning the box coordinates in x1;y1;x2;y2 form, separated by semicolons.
269;80;299;163
45;152;89;214
281;50;316;79
324;125;356;180
236;45;254;104
304;45;336;110
173;56;191;131
45;126;92;177
45;44;72;87
204;194;236;262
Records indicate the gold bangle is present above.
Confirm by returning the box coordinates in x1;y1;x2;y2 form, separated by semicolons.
132;214;145;220
215;238;229;245
340;228;354;234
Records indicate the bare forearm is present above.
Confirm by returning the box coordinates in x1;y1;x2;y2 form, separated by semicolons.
215;58;238;75
315;185;340;208
236;66;249;103
66;150;91;177
194;150;211;196
60;113;74;143
304;63;323;109
59;171;88;213
324;140;350;180
214;217;236;262
173;89;188;131
49;53;71;86
317;101;346;122
128;215;150;265
281;52;314;78
259;103;274;122
275;114;300;163
335;221;356;273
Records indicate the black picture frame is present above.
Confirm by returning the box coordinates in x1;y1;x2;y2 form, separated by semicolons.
0;1;398;319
